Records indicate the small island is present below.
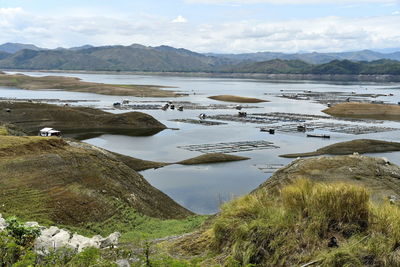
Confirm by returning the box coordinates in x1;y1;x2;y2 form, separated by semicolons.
323;102;400;121
209;94;268;103
280;139;400;158
0;102;166;137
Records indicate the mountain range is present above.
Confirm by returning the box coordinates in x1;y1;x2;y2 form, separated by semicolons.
1;42;400;75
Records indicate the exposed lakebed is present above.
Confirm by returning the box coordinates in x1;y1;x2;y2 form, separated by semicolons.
2;71;400;214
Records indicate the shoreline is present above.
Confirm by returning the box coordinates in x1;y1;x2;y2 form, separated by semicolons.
3;68;400;83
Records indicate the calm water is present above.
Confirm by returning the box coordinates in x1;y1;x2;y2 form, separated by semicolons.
3;71;400;214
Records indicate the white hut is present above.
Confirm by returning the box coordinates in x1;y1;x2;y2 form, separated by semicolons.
39;128;61;137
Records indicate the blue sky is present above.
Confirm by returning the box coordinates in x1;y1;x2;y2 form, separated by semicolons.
0;0;399;53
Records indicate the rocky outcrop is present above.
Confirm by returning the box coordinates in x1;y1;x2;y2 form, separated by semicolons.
0;214;120;255
34;226;120;254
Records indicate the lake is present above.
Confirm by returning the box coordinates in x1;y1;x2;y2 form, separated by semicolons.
3;71;400;214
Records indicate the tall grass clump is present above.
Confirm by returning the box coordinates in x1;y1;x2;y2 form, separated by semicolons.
211;179;372;266
282;178;370;235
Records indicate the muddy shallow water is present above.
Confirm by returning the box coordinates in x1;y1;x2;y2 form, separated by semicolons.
3;71;400;214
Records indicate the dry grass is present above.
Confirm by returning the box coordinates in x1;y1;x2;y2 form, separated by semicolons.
208;95;268;103
0;73;177;97
202;178;400;266
0;126;8;136
323;102;400;121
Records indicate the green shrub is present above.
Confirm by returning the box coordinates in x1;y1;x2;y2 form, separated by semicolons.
5;216;41;247
67;247;117;267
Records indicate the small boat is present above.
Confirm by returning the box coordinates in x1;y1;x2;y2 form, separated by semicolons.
297;125;306;132
307;134;330;139
177;106;184;111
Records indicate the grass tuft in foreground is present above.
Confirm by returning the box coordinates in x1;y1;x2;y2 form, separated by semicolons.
208;178;400;266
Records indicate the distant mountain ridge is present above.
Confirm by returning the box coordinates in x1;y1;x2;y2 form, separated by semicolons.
0;42;400;76
0;44;232;72
207;49;400;64
0;43;42;54
223;59;400;75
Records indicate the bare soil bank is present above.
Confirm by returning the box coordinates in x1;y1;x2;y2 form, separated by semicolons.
209;95;267;103
0;72;178;97
323;102;400;121
0;102;166;137
280;139;400;158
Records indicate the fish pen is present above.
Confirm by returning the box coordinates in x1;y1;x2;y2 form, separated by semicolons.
109;101;262;111
208;112;384;125
178;140;279;154
272;91;390;105
255;164;285;173
261;122;398;135
170;119;227;126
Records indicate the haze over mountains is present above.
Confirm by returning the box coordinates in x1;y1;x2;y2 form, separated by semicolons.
0;42;400;75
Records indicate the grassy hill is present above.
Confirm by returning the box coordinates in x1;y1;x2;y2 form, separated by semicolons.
0;135;194;232
0;101;166;137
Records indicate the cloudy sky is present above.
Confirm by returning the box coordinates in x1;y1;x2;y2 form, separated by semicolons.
0;0;399;53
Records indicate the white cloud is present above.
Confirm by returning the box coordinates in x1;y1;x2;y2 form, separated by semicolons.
0;7;400;53
0;7;23;15
171;15;188;23
185;0;398;4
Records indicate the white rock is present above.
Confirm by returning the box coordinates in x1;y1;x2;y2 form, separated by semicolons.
69;234;101;252
100;232;121;248
0;214;7;231
116;259;131;267
35;228;72;254
25;221;40;228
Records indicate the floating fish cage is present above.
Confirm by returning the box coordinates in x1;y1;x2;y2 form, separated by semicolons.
178;140;279;154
